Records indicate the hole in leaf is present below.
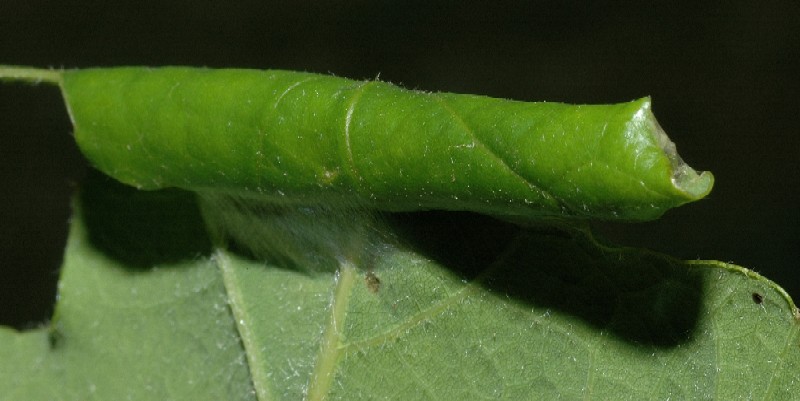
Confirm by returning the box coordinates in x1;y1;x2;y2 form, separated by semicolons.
752;292;764;304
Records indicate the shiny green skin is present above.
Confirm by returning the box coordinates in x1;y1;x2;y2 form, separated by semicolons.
60;67;712;220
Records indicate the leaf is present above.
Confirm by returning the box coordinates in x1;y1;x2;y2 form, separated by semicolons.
2;174;797;400
2;65;713;220
0;176;254;400
0;64;791;399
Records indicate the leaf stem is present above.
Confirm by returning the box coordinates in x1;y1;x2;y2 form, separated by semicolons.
0;65;63;85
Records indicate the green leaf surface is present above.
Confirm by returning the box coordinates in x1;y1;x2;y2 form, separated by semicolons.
2;175;797;400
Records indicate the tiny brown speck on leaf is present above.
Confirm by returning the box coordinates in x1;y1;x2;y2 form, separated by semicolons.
365;271;381;293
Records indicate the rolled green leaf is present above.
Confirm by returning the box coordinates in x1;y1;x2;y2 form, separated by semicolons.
4;66;713;220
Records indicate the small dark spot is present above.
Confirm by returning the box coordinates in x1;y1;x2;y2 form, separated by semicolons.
752;292;764;304
48;326;64;349
365;271;381;293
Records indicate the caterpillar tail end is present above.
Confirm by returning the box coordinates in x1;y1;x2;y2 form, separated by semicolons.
645;101;714;201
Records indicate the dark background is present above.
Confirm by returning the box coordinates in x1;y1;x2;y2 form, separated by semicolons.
1;1;798;328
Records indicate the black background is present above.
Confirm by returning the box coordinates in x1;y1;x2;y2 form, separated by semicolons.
1;1;798;328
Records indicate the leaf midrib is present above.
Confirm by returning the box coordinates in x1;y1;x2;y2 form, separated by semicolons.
306;261;359;401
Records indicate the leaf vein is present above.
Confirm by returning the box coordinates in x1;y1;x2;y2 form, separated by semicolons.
759;310;800;400
341;235;524;354
306;261;359;401
214;250;272;401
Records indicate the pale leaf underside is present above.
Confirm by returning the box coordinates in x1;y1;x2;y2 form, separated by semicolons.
1;177;797;400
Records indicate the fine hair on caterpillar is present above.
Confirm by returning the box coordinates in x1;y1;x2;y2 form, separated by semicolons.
198;192;395;273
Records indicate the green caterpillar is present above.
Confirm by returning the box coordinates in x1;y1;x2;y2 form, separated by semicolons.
1;66;713;221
